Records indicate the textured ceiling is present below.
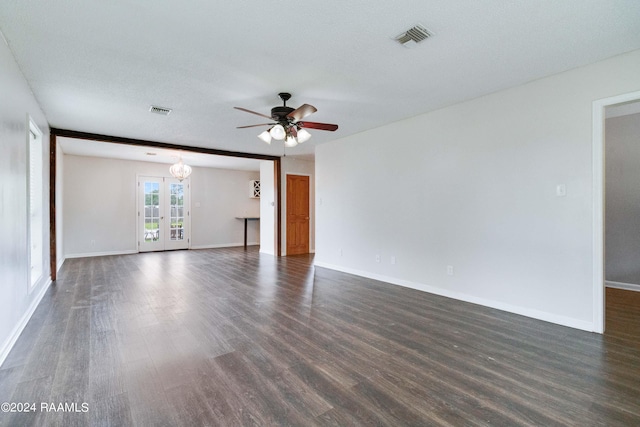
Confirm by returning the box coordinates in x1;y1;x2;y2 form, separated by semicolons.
2;0;640;159
58;137;263;171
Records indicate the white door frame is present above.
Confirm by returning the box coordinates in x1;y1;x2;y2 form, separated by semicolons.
592;89;640;334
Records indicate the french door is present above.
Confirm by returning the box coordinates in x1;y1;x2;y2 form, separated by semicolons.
138;176;190;252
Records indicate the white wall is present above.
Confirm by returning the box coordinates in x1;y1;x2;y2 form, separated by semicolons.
0;34;51;365
281;157;315;254
605;112;640;286
63;154;260;257
190;165;260;249
260;160;277;255
316;49;640;332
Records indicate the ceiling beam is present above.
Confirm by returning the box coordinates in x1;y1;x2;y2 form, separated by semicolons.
51;128;281;161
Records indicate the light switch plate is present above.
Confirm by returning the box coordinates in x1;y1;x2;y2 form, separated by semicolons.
556;184;566;197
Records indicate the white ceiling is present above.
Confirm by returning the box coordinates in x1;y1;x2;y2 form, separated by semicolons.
2;1;640;160
58;137;263;171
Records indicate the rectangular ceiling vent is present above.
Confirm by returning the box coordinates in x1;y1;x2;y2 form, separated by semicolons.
149;105;172;115
395;24;433;47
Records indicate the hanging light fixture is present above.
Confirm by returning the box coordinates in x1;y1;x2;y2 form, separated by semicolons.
257;125;311;146
296;128;311;143
257;129;272;144
169;158;192;181
269;124;286;140
285;134;298;147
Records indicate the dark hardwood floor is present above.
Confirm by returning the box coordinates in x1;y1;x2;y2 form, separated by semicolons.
1;247;639;426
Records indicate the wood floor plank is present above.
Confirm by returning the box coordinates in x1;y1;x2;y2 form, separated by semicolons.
89;392;133;427
89;330;126;402
287;361;389;426
211;351;319;426
2;375;54;427
47;305;91;427
163;382;231;427
1;248;640;426
123;359;177;426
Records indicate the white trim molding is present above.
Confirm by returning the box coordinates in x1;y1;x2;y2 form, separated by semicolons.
605;280;640;292
65;249;138;259
191;242;259;250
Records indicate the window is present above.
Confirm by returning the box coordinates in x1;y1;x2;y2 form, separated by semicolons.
28;118;43;288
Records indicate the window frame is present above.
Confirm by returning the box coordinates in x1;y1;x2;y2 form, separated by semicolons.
27;117;44;291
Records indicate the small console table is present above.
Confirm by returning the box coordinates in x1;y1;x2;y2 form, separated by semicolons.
235;217;259;249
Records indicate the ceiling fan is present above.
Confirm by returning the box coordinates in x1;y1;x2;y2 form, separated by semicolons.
235;92;338;147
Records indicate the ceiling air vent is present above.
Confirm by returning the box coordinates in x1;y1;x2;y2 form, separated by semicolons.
149;105;172;115
395;24;433;47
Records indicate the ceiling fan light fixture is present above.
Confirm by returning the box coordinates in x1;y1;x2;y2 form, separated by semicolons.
285;135;298;147
296;128;311;143
258;130;272;144
270;124;286;140
235;92;338;148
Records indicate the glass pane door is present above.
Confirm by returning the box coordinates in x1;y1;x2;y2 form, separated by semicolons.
145;182;161;241
139;176;189;252
165;180;189;251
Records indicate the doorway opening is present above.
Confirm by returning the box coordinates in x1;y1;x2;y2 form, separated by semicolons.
593;90;640;333
138;176;190;252
49;128;282;280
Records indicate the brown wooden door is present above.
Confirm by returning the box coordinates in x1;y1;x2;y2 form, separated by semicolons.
286;174;310;255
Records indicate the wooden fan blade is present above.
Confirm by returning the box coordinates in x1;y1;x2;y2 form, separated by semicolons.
234;107;273;120
236;123;274;129
299;121;339;131
287;104;317;121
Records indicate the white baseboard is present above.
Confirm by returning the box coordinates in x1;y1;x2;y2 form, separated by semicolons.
67;245;263;257
280;249;315;255
191;242;259;250
57;256;65;273
259;249;275;256
314;262;594;333
65;249;138;259
0;278;52;368
605;280;640;292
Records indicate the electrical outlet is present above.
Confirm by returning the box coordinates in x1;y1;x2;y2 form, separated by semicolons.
390;256;396;265
339;248;343;257
90;239;96;246
447;265;454;276
375;254;381;263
